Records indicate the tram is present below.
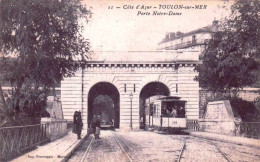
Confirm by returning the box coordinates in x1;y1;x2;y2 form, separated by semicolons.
145;96;187;132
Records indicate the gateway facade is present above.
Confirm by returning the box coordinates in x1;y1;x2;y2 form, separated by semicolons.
61;51;201;130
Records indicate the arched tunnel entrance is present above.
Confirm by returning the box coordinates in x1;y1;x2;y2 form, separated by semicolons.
88;82;120;128
139;82;170;129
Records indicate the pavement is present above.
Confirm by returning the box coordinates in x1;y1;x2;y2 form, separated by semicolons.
12;130;89;162
189;131;260;149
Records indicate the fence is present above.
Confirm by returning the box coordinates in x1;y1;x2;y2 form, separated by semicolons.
234;122;260;139
0;124;49;161
187;120;200;131
187;120;260;139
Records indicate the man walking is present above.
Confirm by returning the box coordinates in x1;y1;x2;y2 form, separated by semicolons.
95;115;101;139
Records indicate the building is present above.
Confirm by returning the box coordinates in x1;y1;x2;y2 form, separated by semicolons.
157;21;219;57
61;51;201;130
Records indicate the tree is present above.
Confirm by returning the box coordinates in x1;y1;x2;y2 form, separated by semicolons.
0;0;92;126
195;0;259;93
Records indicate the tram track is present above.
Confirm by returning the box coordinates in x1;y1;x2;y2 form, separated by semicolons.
78;133;132;162
209;140;232;162
114;136;133;162
185;136;233;162
70;131;246;162
177;140;186;162
115;132;186;162
79;137;94;162
190;136;233;162
169;135;234;162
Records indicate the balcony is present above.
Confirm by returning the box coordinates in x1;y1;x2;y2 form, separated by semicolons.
163;39;209;50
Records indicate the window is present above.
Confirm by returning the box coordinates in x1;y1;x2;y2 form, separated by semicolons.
192;35;196;43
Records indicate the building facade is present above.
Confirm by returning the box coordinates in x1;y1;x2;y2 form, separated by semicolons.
157;21;219;57
61;51;201;130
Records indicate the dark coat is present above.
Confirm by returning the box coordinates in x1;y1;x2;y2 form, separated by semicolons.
91;118;97;128
96;119;101;128
75;114;83;131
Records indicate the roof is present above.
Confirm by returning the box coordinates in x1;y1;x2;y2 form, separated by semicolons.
159;22;219;44
156;96;187;102
88;50;200;63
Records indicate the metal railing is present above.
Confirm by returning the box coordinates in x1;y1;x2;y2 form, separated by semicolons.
159;39;209;50
0;124;49;161
186;120;200;131
234;122;260;139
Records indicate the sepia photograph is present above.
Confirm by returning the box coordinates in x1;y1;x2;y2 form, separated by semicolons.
0;0;259;161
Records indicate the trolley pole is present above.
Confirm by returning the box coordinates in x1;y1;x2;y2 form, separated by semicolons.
130;92;133;130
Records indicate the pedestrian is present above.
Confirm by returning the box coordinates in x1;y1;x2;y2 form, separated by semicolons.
75;111;83;139
73;111;78;134
90;115;97;135
95;115;101;139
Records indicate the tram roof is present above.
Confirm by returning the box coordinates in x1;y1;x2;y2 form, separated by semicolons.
156;96;187;102
88;50;201;63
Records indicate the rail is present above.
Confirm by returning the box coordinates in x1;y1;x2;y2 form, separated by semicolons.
193;136;233;162
160;39;208;50
80;137;94;162
114;137;133;162
177;140;186;162
186;120;199;131
210;141;232;162
234;122;260;139
0;124;49;161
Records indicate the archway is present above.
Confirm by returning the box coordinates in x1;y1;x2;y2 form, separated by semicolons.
139;82;170;129
88;82;120;128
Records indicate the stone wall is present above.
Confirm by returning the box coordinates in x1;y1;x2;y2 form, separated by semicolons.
41;118;67;141
46;96;63;119
199;100;241;135
199;88;260;118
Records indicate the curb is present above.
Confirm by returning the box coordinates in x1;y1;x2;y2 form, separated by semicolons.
189;132;260;149
59;132;89;162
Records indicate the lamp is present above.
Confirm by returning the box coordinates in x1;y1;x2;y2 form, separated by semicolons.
129;92;133;130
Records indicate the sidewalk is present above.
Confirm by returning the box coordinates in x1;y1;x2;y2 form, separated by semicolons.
189;131;260;149
12;130;88;162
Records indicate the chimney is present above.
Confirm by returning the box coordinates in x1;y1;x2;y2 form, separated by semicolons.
165;33;170;40
176;31;183;37
169;32;175;39
212;20;218;26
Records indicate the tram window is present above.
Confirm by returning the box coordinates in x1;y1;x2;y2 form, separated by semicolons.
150;105;153;116
176;104;185;118
153;106;156;117
153;105;160;117
162;105;171;117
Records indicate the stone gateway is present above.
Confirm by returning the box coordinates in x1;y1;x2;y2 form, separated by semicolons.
61;51;201;130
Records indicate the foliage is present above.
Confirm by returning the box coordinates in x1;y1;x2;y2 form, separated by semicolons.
195;0;260;93
229;97;259;122
0;0;91;126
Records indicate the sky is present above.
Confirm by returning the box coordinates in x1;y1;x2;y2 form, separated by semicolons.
81;0;231;51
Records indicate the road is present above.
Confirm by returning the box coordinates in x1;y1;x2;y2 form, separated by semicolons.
68;130;260;162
